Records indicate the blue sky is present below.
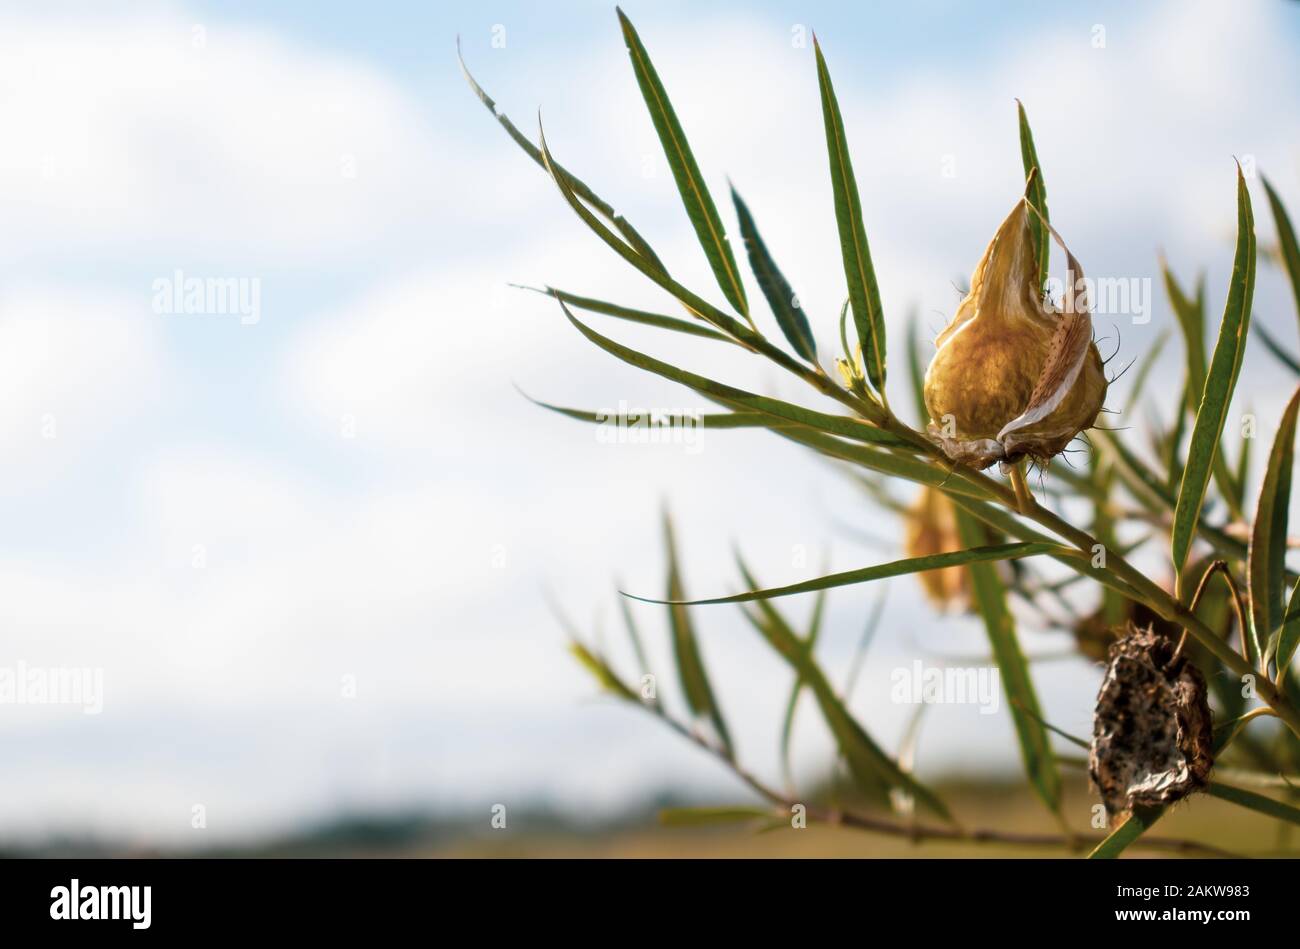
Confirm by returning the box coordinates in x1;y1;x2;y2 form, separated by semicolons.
0;0;1298;845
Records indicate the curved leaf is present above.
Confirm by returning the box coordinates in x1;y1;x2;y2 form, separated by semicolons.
731;186;816;361
814;36;885;394
663;511;732;756
1172;167;1256;576
627;542;1056;606
1248;385;1300;668
617;9;748;318
1016;99;1050;291
458;40;666;274
520;285;735;343
954;510;1061;814
1262;175;1300;338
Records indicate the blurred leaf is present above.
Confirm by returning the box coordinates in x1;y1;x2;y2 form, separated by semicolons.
520;286;736;343
557;302;908;446
617;9;748;318
777;582;828;789
1256;321;1300;376
735;557;952;821
844;588;888;698
568;641;638;702
617;588;652;687
731;186;816;361
1248;386;1300;668
1161;263;1208;409
1262;175;1300;339
458;40;666;274
658;806;771;827
1277;580;1300;680
815;36;886;394
1206;781;1300;827
1016;100;1050;291
1122;328;1170;414
954;510;1062;814
631;542;1057;606
663;511;732;756
1172;167;1256;576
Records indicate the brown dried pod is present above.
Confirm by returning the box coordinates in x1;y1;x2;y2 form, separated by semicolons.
1089;623;1214;821
923;190;1107;470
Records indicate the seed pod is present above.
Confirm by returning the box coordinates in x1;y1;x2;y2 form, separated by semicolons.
923;189;1107;470
904;486;968;610
1089;623;1214;822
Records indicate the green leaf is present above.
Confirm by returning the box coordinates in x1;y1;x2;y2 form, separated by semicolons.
628;542;1056;606
1171;167;1257;576
663;511;733;757
1277;579;1300;677
1205;781;1300;827
1122;328;1170;414
905;311;929;426
953;510;1062;814
731;186;816;361
616;9;748;318
568;641;638;702
1016;99;1050;291
735;557;951;821
459;40;667;274
1256;321;1300;376
658;806;772;827
518;285;736;343
517;388;801;432
814;36;886;394
556;301;907;446
1262;175;1300;340
1161;263;1208;410
1247;385;1300;668
777;583;828;788
1088;806;1164;859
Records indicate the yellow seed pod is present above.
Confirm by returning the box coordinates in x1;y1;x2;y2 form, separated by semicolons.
923;191;1107;470
904;486;968;610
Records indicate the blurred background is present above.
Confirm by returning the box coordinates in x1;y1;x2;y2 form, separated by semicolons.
1;0;1299;856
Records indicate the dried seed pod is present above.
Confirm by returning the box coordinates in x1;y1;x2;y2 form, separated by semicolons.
923;192;1107;469
1089;623;1214;821
904;486;968;610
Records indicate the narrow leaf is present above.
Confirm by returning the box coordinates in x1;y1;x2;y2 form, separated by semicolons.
659;806;771;827
778;583;828;788
628;542;1056;606
1256;321;1300;376
736;558;951;821
1016;99;1050;291
663;511;732;756
459;40;666;274
557;301;907;446
568;641;638;702
1205;781;1300;827
1171;167;1256;576
1248;385;1300;667
731;186;816;361
954;510;1061;813
814;36;886;394
617;9;748;317
1262;175;1300;340
519;285;735;343
1088;806;1164;859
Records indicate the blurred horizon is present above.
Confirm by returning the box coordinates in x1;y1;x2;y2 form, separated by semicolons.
1;0;1299;852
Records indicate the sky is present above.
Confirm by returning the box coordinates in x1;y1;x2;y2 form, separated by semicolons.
0;0;1299;846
